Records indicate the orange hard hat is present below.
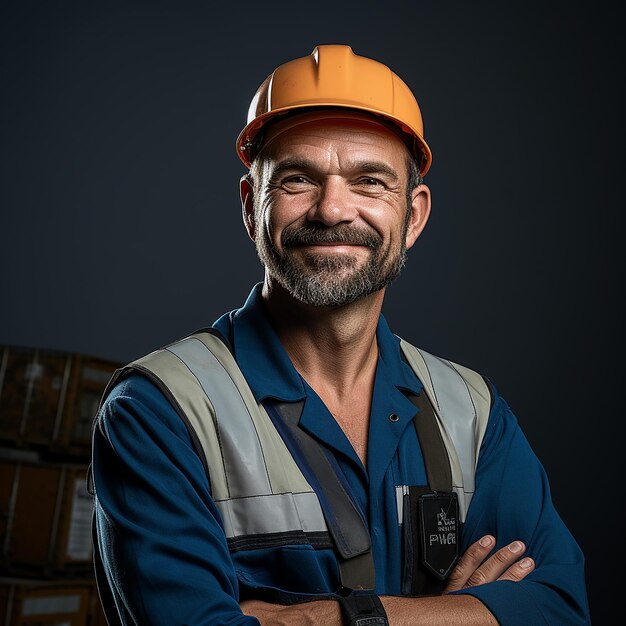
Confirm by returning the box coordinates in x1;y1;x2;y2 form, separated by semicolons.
236;45;432;175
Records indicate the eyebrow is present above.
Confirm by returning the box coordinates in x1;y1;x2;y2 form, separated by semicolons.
269;158;317;180
353;160;400;182
269;158;400;183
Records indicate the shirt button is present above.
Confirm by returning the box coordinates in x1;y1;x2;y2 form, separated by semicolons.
388;413;399;423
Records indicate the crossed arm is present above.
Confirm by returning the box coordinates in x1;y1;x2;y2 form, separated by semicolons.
94;376;589;625
241;534;535;625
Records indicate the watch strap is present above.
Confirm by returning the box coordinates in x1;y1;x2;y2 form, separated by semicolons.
337;592;389;626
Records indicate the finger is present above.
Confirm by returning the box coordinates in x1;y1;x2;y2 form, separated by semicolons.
444;535;495;593
464;541;527;588
498;556;535;582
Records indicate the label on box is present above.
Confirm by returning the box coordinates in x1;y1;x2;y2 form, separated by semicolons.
66;477;93;561
24;362;44;381
22;594;81;615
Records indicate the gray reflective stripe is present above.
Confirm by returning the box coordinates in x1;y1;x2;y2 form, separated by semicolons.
129;349;230;499
446;359;491;478
127;332;327;539
167;337;273;498
452;486;466;516
191;334;313;499
418;349;477;500
216;492;327;538
399;340;490;521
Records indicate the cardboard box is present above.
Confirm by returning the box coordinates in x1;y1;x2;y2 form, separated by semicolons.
0;460;93;572
0;346;121;452
0;577;92;626
0;348;70;445
59;354;121;449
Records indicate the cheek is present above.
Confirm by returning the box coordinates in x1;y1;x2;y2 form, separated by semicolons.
264;196;309;243
261;208;290;254
362;206;405;243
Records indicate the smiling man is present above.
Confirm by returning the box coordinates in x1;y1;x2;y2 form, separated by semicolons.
91;46;591;625
244;112;425;311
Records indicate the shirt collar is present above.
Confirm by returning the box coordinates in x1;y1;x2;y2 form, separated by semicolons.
376;314;423;397
213;283;306;402
212;283;423;403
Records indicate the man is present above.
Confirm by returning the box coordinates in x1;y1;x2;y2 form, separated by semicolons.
91;45;590;625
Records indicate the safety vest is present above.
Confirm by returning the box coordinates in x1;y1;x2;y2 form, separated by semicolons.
94;329;491;599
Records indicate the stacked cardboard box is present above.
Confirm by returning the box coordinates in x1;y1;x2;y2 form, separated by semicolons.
0;577;103;626
0;345;120;454
0;458;93;575
0;344;120;626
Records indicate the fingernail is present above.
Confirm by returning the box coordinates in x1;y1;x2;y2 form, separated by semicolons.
519;557;533;569
479;535;493;548
508;541;524;554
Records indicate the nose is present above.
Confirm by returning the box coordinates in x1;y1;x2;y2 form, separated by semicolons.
306;176;358;226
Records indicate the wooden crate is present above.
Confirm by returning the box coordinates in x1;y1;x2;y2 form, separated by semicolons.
0;348;70;445
0;459;93;574
58;354;121;449
0;577;92;626
0;346;121;453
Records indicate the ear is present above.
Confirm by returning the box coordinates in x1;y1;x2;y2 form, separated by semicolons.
240;175;256;241
405;184;431;250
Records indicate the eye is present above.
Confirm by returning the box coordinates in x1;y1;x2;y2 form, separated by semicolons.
284;175;309;184
279;175;315;192
356;177;385;188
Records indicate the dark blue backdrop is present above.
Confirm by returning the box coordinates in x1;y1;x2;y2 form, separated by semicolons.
1;2;621;621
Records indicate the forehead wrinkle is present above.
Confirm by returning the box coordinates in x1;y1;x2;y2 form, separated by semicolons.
262;121;406;169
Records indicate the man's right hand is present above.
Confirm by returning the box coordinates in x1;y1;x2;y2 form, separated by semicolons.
444;535;535;593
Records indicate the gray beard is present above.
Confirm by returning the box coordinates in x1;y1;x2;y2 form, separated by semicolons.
255;223;408;307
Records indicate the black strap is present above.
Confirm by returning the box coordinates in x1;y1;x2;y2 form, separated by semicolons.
337;592;389;626
403;392;457;595
408;392;452;492
270;400;375;591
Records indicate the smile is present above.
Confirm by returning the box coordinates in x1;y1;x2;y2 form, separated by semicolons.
298;243;368;252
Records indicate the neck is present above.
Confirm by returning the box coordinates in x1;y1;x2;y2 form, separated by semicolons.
261;278;383;399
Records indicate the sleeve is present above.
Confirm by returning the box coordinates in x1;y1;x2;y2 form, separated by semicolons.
451;388;591;626
91;372;260;626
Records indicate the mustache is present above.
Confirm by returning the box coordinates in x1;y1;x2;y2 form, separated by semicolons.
282;224;382;250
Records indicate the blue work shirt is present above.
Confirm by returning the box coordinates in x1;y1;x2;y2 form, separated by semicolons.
92;284;590;625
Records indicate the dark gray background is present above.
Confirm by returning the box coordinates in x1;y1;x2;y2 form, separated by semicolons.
1;1;621;622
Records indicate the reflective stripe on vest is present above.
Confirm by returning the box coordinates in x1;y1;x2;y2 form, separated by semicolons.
117;333;327;541
399;340;491;521
111;332;490;539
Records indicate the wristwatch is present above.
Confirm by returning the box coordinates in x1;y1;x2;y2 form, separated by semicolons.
336;591;389;626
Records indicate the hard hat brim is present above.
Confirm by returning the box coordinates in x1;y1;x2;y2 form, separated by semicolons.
236;103;432;176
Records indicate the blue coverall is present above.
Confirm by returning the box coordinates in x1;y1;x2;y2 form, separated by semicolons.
92;284;590;625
